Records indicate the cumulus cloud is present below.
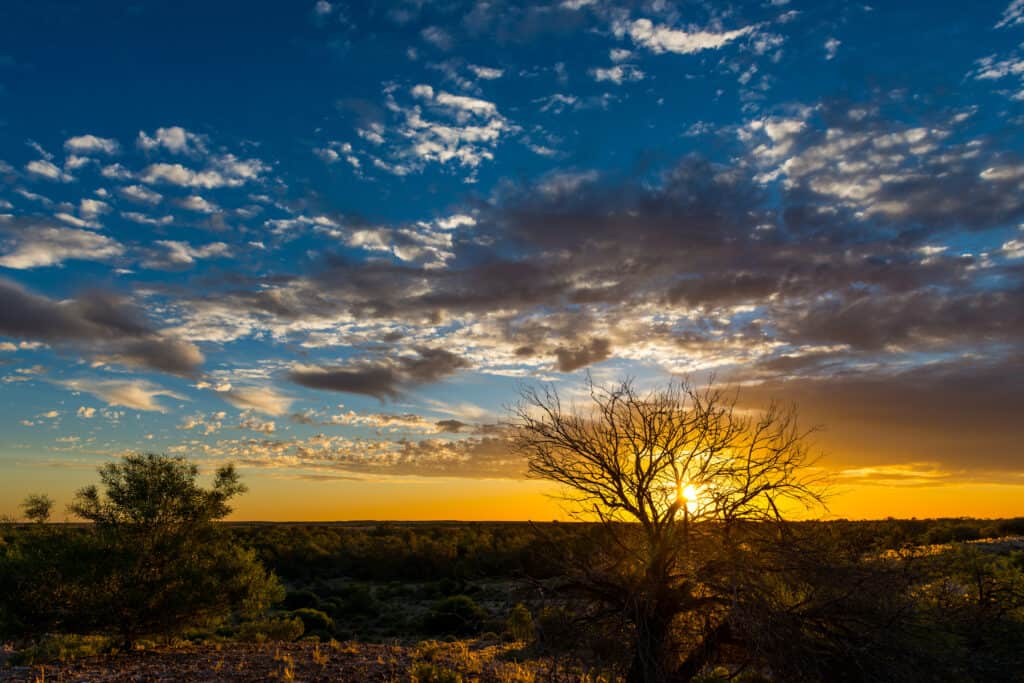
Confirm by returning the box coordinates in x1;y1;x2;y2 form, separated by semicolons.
590;64;645;84
25;159;73;182
0;224;124;269
119;184;163;204
137;126;206;155
60;378;186;412
64;134;119;155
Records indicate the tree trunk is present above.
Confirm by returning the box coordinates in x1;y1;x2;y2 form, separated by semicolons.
627;606;673;683
674;620;732;682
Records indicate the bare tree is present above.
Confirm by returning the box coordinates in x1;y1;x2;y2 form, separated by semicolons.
514;377;825;682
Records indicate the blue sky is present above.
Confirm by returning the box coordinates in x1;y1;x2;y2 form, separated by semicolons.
1;0;1023;518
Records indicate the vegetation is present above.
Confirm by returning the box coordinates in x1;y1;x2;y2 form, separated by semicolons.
514;378;825;682
1;400;1023;681
0;454;282;650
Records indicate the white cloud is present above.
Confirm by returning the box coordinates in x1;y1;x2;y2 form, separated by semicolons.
79;198;110;218
619;18;755;55
996;0;1024;28
179;195;220;213
824;37;840;60
421;26;452;50
119;184;163;204
121;211;174;226
153;240;231;266
435;213;476;230
26;159;73;182
590;64;645;84
1002;238;1024;259
64;134;119;155
221;385;293;416
77;406;97;418
101;163;133;180
0;225;124;269
139;156;265;189
434;91;499;118
314;0;332;15
468;64;504;79
54;212;100;229
61;378;185;412
137;126;206;155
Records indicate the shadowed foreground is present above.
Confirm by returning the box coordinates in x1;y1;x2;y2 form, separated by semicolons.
0;639;602;683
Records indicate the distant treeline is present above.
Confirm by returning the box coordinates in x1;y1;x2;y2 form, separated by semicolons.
233;517;1024;584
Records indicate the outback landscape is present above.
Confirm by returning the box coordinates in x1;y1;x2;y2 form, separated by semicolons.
2;0;1024;680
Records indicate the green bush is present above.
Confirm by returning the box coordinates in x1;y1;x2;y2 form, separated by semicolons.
237;616;304;642
409;661;463;683
11;634;111;665
423;595;486;635
505;603;534;642
283;589;321;610
291;607;334;634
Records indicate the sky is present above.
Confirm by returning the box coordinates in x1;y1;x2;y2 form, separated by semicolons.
1;0;1023;521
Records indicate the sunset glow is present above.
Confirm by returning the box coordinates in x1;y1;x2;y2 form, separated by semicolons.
0;0;1022;523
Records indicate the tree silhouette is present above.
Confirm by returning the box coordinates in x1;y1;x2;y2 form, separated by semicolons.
20;494;54;524
514;377;825;682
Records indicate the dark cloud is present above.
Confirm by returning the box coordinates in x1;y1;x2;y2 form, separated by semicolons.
0;278;203;376
738;354;1024;473
554;337;612;372
435;419;469;433
288;347;470;399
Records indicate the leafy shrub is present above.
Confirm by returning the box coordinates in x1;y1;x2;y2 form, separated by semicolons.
409;660;463;683
423;595;486;635
237;616;304;642
283;589;321;610
11;634;111;665
505;603;534;642
337;582;378;616
291;607;334;636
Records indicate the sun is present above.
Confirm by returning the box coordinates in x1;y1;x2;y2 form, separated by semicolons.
675;483;701;515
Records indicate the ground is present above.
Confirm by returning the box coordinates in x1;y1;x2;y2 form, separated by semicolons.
0;639;616;682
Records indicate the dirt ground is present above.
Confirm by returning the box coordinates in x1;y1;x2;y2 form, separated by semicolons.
0;639;615;682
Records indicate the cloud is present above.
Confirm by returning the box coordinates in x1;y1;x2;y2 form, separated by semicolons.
64;134;119;155
824;37;840;60
0;278;204;376
739;354;1024;474
137;126;206;155
590;65;645;84
289;347;470;399
119;184;163;204
618;18;755;55
353;82;514;179
145;240;231;269
468;64;504;80
996;0;1024;28
60;378;186;412
25;159;73;182
0;224;124;269
554;337;612;372
178;195;220;213
421;26;453;50
221;385;294;416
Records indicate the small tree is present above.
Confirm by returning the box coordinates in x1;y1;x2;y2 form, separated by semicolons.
514;378;825;682
20;494;54;524
66;453;283;648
